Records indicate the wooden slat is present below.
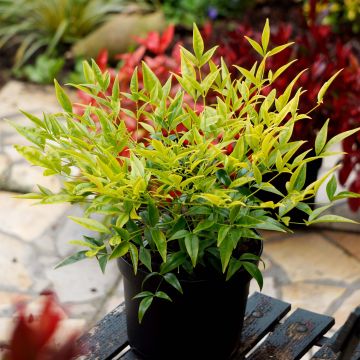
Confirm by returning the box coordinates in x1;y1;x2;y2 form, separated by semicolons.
77;303;128;360
247;308;335;360
311;333;360;360
234;292;291;358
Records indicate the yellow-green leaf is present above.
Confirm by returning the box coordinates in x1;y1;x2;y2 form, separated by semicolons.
68;216;110;233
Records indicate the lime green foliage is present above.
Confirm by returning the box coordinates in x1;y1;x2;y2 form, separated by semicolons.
0;0;126;69
13;21;360;321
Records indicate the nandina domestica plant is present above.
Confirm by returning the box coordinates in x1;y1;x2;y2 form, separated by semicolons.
84;19;360;212
13;21;360;359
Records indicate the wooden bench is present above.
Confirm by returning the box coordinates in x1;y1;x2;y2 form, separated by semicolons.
77;292;360;360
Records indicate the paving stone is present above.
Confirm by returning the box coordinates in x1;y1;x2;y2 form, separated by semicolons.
0;154;10;188
250;276;277;299
0;233;33;291
3;162;62;193
103;278;124;315
65;302;98;322
55;206;98;257
281;282;346;315
323;230;360;261
32;234;57;256
265;232;360;284
0;317;14;343
0;192;69;241
333;289;360;330
51;318;86;348
45;258;120;303
2;144;23;163
0;81;60;118
0;292;32;315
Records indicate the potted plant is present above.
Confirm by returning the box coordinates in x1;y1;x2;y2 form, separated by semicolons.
13;21;359;359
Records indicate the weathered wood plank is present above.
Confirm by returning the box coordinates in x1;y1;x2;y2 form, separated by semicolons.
120;349;142;360
234;291;291;358
77;303;128;360
247;308;335;360
312;332;360;360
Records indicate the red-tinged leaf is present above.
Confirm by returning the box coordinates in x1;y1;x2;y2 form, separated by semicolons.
159;25;175;53
96;49;108;72
35;294;64;349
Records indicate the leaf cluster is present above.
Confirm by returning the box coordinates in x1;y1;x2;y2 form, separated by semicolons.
13;20;360;321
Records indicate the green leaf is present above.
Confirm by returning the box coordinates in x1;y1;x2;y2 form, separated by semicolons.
160;252;187;274
244;36;263;56
19;110;45;128
139;246;152;272
326;175;337;201
261;19;270;53
55;251;87;269
169;230;189;241
315;119;329;155
307;215;358;225
109;241;129;260
155;291;172;302
98;255;108;274
193;219;215;233
138;296;153;323
243;262;263;290
271;60;297;82
133;291;154;299
253;164;262;185
54;79;72;113
288;164;307;192
308;204;332;222
200;46;218;67
142;61;159;93
187;206;212;215
68;216;110;234
323;127;360;152
317;69;342;104
164;273;183;294
192;23;204;60
217;225;231;246
185;233;199;267
219;238;233;273
234;66;258;85
150;228;167;263
226;259;242;281
148;200;159;227
216;169;231;187
267;42;294;57
129;243;139;275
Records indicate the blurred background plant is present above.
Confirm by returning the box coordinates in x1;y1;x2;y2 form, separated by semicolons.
304;0;360;33
0;292;81;360
144;0;256;26
0;0;128;71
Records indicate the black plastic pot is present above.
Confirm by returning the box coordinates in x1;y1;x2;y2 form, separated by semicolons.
118;241;262;360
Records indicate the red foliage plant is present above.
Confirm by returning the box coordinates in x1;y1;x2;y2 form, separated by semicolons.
76;20;360;210
2;292;81;360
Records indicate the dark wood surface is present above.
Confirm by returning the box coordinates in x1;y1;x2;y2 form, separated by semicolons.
77;292;359;360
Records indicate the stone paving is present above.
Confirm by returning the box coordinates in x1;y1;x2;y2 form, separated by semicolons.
0;81;359;355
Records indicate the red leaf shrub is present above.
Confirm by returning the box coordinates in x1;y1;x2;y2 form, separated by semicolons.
3;292;80;360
